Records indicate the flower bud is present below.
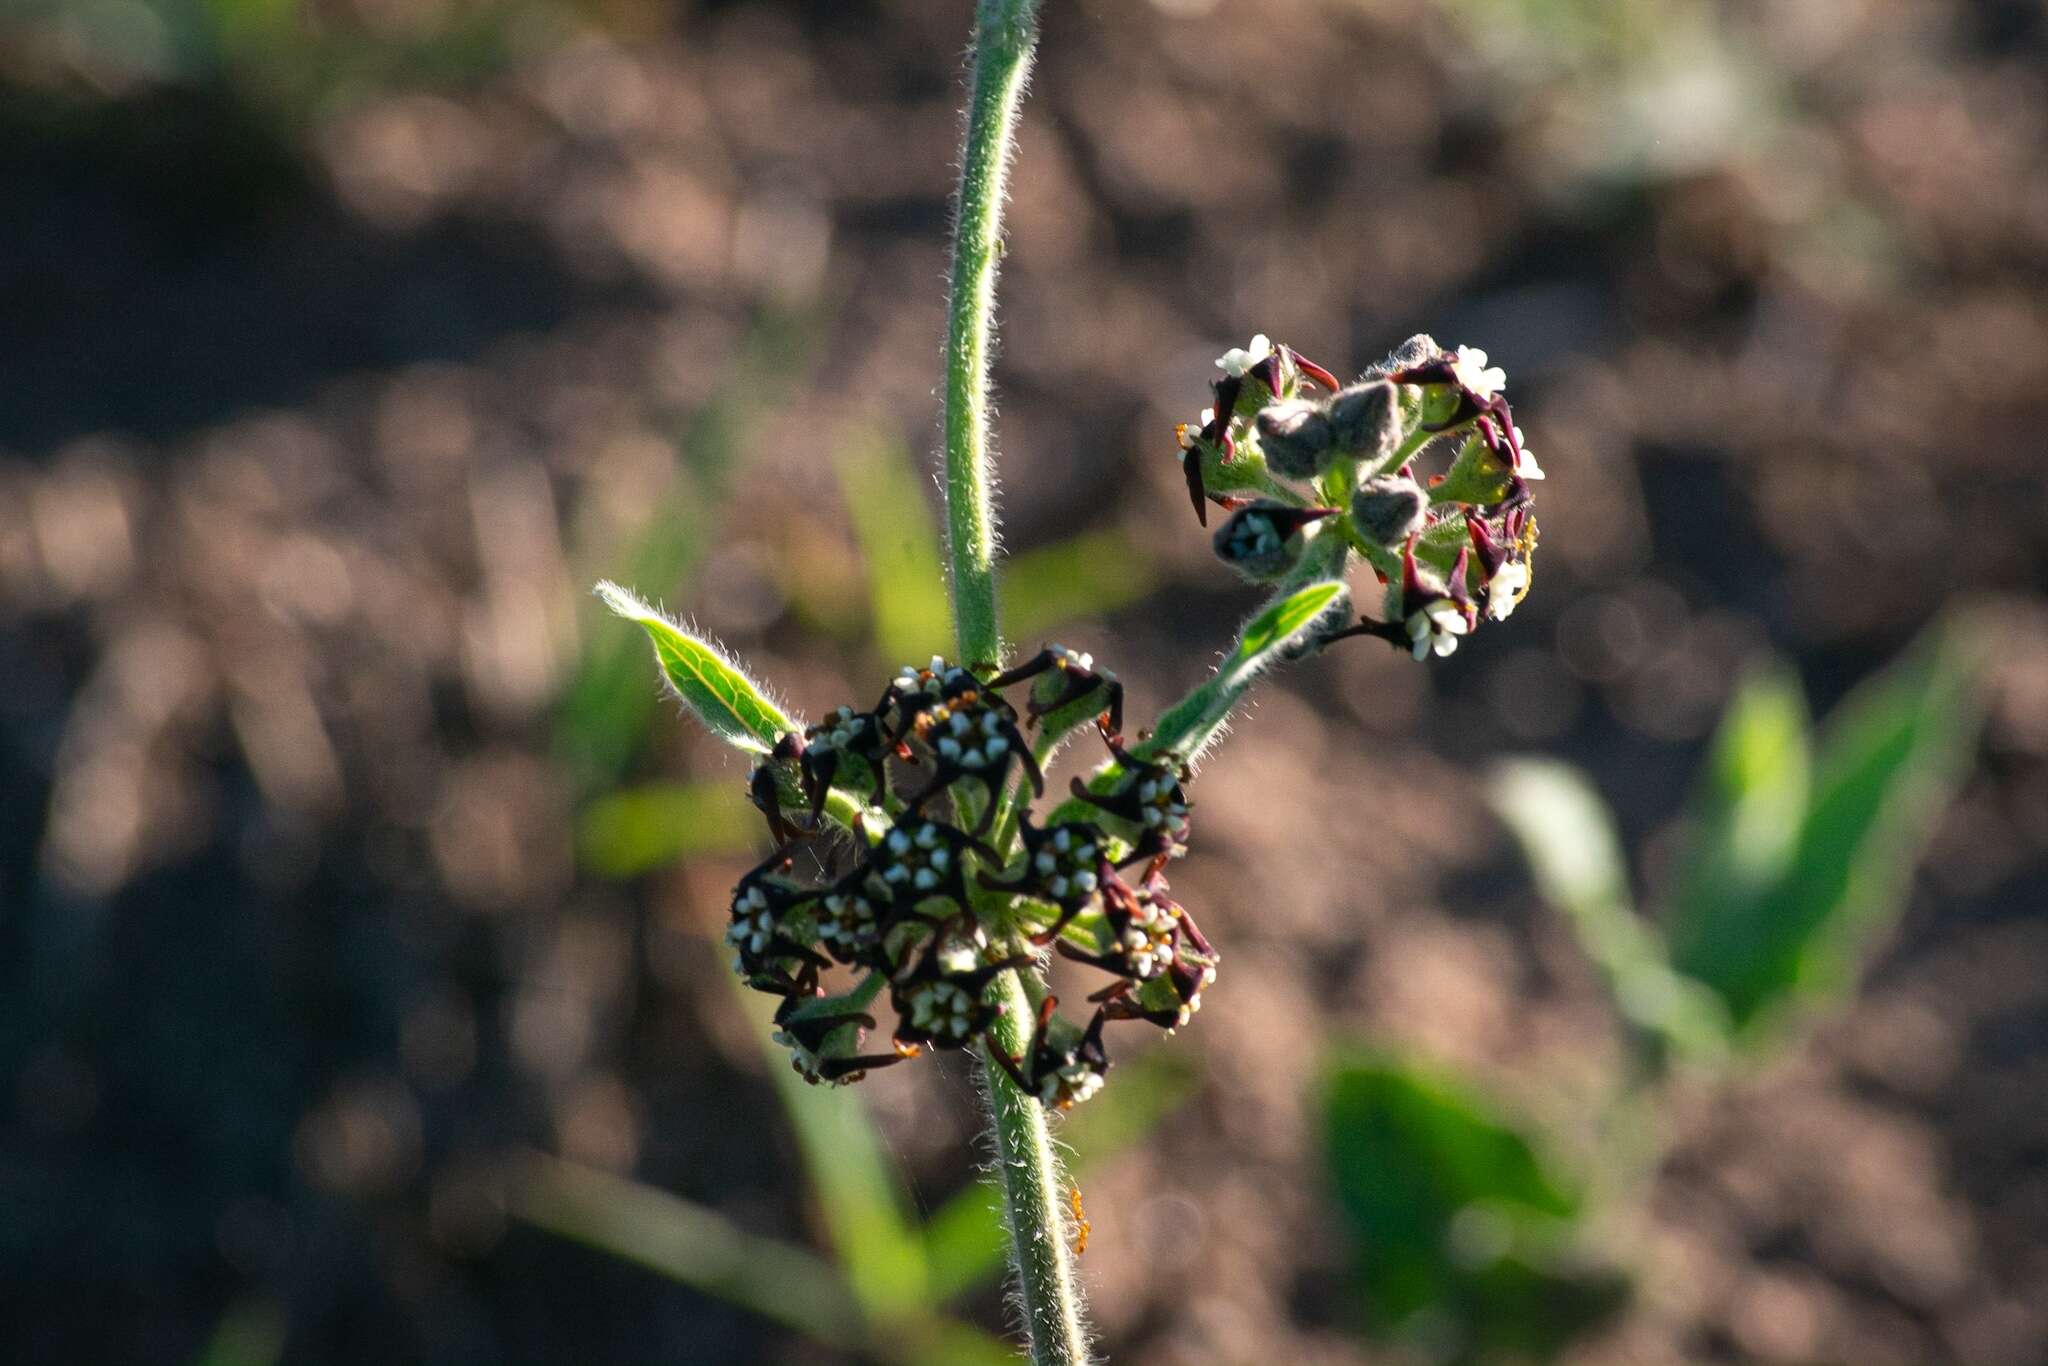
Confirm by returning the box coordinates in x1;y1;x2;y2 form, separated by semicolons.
1211;501;1335;582
1254;399;1334;479
1327;380;1399;463
1365;333;1441;377
1350;473;1428;547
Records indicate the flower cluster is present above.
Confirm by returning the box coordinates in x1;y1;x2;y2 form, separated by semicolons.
730;651;1217;1107
1177;333;1541;660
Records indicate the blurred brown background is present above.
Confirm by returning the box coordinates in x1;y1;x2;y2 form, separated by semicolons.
2;0;2046;1362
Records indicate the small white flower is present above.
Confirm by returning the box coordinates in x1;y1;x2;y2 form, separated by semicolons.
1406;598;1472;660
1485;562;1530;621
1449;345;1507;402
1511;426;1545;480
1214;334;1273;377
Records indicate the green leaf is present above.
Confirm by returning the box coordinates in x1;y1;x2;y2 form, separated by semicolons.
577;781;761;877
557;307;819;793
595;581;796;755
1224;579;1347;688
1324;1053;1628;1362
1490;761;1730;1062
1667;667;1811;955
1667;623;1980;1031
1122;576;1345;773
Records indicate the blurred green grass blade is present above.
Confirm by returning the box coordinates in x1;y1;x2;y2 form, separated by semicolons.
736;983;931;1320
557;310;820;792
901;1319;1027;1366
510;1151;869;1348
1490;760;1729;1061
1667;666;1810;944
1323;1052;1627;1361
920;1047;1199;1305
838;433;952;666
596;582;796;754
835;432;1162;665
577;781;760;877
515;1145;1013;1364
1003;529;1159;645
1668;621;1981;1030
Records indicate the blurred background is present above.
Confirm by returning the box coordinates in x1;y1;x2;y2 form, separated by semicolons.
3;0;2046;1362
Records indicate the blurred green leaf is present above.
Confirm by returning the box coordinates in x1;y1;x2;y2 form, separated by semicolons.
595;581;795;755
738;985;931;1320
1490;760;1729;1063
1324;1053;1628;1363
920;1047;1199;1305
838;433;953;666
577;781;760;877
1667;624;1980;1031
1004;529;1160;645
836;433;1161;666
1666;666;1810;963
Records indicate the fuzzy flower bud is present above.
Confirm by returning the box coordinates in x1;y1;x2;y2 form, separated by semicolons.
1364;333;1442;378
1327;380;1400;463
1255;398;1335;479
1350;473;1429;547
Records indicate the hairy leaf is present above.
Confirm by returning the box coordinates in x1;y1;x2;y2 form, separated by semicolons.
595;581;796;754
1224;579;1347;689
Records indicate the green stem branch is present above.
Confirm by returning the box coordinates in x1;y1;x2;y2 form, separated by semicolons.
945;0;1039;672
941;4;1091;1364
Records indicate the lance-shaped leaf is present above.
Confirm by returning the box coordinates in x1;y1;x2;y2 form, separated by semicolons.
1666;668;1811;959
1045;576;1349;826
1150;578;1348;761
1666;622;1980;1032
595;581;797;755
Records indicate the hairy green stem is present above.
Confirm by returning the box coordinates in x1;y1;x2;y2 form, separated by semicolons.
945;0;1039;672
941;3;1091;1364
978;972;1090;1366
